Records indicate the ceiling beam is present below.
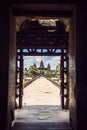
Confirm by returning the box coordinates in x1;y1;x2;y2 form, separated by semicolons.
11;3;74;17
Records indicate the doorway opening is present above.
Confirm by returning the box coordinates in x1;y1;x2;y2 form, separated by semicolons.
13;16;71;129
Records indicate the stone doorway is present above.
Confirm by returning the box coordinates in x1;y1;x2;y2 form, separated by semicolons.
13;17;71;129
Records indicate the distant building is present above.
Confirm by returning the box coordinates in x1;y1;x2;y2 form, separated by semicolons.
38;60;51;76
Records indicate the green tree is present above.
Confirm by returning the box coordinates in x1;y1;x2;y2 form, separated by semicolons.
24;68;29;81
29;65;40;77
24;68;29;75
56;63;60;75
51;70;56;77
44;70;51;77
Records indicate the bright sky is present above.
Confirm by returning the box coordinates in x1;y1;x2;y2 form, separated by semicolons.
23;56;60;70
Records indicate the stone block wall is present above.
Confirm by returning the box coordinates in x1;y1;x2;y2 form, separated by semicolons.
76;4;87;130
7;9;16;130
0;5;16;130
0;4;10;130
69;6;77;130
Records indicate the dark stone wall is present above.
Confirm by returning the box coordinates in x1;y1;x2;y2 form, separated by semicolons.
76;4;87;130
0;4;10;130
69;4;87;130
0;5;16;130
7;9;16;130
11;0;75;4
69;7;77;130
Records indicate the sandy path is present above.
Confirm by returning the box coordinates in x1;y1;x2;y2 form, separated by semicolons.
23;77;61;106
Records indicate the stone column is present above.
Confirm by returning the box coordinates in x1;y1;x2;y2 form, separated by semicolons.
0;4;16;130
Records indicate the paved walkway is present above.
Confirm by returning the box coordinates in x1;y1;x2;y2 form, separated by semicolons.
12;77;70;130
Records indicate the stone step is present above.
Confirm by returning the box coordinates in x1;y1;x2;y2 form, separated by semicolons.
11;122;73;130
